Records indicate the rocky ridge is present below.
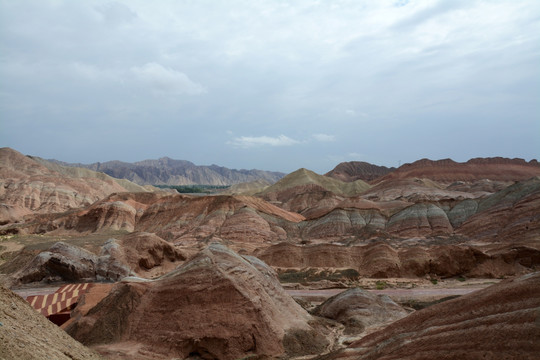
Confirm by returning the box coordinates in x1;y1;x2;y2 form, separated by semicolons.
325;161;395;182
0;148;154;225
66;243;336;360
318;272;540;360
52;156;285;186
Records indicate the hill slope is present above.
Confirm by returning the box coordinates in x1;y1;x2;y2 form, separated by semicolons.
375;157;540;183
51;157;285;186
325;161;395;182
0;148;154;224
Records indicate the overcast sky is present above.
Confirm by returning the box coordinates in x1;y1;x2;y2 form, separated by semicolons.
1;0;539;173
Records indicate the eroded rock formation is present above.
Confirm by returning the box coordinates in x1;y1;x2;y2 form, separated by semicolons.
318;272;540;360
66;244;335;360
313;287;408;335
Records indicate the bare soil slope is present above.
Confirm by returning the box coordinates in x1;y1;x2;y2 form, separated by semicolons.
66;244;336;360
318;272;540;360
0;284;102;360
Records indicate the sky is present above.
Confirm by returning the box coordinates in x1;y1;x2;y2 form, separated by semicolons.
1;0;539;174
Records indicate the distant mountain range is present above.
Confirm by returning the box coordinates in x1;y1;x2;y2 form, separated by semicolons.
49;157;285;186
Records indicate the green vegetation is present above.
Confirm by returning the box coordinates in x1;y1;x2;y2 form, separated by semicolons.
155;184;230;194
430;278;438;285
457;276;466;282
375;280;388;290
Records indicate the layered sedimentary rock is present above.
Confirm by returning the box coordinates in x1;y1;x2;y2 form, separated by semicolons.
12;193;304;253
375;157;540;183
325;161;395;182
259;168;371;213
6;231;187;286
318;272;540;360
457;177;540;242
104;232;186;278
8;242;131;286
0;285;102;360
0;147;152;224
66;244;334;360
257;242;540;278
313;288;408;334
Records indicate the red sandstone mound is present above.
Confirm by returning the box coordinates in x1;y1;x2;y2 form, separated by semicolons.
105;231;187;278
456;176;540;242
318;272;540;360
375;157;540;183
66;243;335;359
258;168;371;214
325;161;395;182
0;284;102;360
360;178;478;202
312;288;408;335
9;192;304;253
7;242;132;286
257;242;540;279
0;147;152;224
5;231;186;286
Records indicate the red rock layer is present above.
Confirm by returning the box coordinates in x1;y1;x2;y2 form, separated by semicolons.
325;161;394;182
257;242;540;278
66;244;333;360
375;157;540;183
318;272;540;360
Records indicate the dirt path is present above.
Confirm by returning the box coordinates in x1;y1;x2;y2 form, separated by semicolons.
11;286;60;299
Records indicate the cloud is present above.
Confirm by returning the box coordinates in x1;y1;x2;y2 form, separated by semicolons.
95;2;137;26
227;135;300;148
313;133;336;142
130;63;206;95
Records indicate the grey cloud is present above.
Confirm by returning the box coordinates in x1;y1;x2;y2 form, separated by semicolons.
95;2;137;26
0;0;538;173
130;63;206;95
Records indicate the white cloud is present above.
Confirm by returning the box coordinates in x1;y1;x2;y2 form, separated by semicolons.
348;152;364;159
227;135;300;148
130;63;206;95
313;133;336;142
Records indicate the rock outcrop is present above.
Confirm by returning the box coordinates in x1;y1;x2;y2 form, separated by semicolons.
318;272;540;360
0;284;102;360
8;242;131;286
325;161;395;182
0;147;153;224
259;168;371;214
257;242;540;279
6;231;187;286
66;244;335;360
104;232;187;278
313;288;408;335
375;157;540;183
